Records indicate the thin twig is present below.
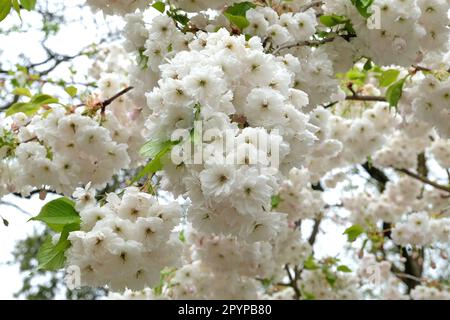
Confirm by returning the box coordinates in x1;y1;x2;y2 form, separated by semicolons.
0;200;31;216
308;218;322;246
284;264;301;300
299;0;324;12
396;168;450;194
345;95;386;102
273;37;335;55
97;86;134;110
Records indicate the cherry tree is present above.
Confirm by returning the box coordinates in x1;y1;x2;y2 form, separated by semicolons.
1;0;450;300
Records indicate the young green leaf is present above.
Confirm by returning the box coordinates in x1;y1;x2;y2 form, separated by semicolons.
337;265;352;273
378;69;400;87
6;102;40;117
225;2;255;16
30;197;80;232
134;140;178;182
65;86;77;98
178;229;185;243
37;236;69;271
11;0;20;16
271;195;281;209
223;2;256;31
319;15;348;27
12;87;32;97
304;255;319;270
31;93;59;105
140;139;174;158
20;0;36;10
385;77;406;108
37;223;78;271
0;0;12;22
343;224;365;242
152;1;165;13
350;0;375;18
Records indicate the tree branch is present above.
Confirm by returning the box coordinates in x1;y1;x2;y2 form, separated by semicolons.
299;0;324;12
308;218;321;246
396;168;450;194
346;95;387;102
273;37;335;55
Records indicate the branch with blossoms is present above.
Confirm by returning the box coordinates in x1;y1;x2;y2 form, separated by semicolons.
396;169;450;194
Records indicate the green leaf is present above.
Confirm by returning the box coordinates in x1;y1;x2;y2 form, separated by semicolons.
167;9;189;27
302;290;316;300
6;102;39;117
325;270;337;287
36;223;78;271
224;2;256;31
271;195;281;209
137;47;148;69
379;69;400;87
350;0;375;18
11;0;20;16
37;236;68;271
337;265;352;273
30;197;80;232
319;15;348;27
225;2;255;16
152;1;165;13
64;86;77;98
12;87;31;97
224;13;250;30
178;229;185;243
139;139;173;158
385;77;406;108
0;0;12;22
363;58;373;71
343;224;365;242
31;93;59;105
20;0;36;10
346;67;367;82
304;255;319;270
133;140;178;183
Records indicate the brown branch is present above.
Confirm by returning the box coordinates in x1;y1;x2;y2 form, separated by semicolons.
300;0;324;12
345;95;386;102
96;86;134;110
396;168;450;194
273;37;335;54
284;264;301;300
0;200;31;216
308;218;322;246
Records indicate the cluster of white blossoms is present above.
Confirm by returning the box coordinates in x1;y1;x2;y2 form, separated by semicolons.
298;269;361;300
407;76;450;139
141;27;327;297
410;285;450;300
344;176;424;226
391;212;450;246
2;108;130;196
2;0;449;300
85;0;149;15
358;254;392;284
323;0;450;66
373;122;433;169
88;44;147;165
68;187;182;291
429;139;450;168
303;102;398;181
244;7;317;46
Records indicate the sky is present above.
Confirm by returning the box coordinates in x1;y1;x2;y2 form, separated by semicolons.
0;1;115;299
0;194;57;299
0;1;353;300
